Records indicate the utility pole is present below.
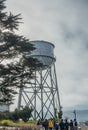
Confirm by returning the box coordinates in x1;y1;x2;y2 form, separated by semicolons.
73;110;77;120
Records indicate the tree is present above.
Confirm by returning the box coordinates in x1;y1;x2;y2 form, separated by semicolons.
0;58;42;104
58;106;63;119
7;109;20;122
20;106;33;122
7;106;33;122
0;0;40;104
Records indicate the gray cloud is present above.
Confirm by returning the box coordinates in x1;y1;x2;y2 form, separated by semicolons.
6;0;88;110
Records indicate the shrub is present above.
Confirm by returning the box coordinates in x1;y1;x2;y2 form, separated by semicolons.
7;106;33;122
0;119;15;126
19;106;33;122
0;113;7;121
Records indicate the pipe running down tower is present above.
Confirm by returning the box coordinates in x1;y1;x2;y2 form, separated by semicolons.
18;41;61;120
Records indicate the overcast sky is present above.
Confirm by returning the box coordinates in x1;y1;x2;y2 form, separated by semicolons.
6;0;88;110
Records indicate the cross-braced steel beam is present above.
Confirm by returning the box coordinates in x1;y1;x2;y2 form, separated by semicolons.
18;63;61;120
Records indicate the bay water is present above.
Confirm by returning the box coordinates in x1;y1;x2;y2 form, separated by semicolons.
63;110;88;122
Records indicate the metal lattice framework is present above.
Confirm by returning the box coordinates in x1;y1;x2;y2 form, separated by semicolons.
18;63;61;120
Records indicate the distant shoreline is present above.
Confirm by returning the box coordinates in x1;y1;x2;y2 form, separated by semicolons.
63;110;88;122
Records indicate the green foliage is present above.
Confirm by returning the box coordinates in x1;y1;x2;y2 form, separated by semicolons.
0;119;15;126
0;0;22;103
0;0;6;20
58;106;63;119
0;112;7;121
0;0;39;104
58;111;63;119
0;119;38;128
28;120;37;124
20;106;33;122
7;106;33;122
3;12;22;31
7;109;20;122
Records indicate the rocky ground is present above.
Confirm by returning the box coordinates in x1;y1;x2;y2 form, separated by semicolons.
78;124;88;130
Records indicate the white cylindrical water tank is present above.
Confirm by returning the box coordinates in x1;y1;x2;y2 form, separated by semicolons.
30;41;55;67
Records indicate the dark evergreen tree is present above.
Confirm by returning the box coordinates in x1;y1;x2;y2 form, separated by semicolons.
0;57;42;103
20;106;33;122
7;106;33;122
0;0;41;104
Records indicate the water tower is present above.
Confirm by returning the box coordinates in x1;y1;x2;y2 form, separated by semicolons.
18;41;61;120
